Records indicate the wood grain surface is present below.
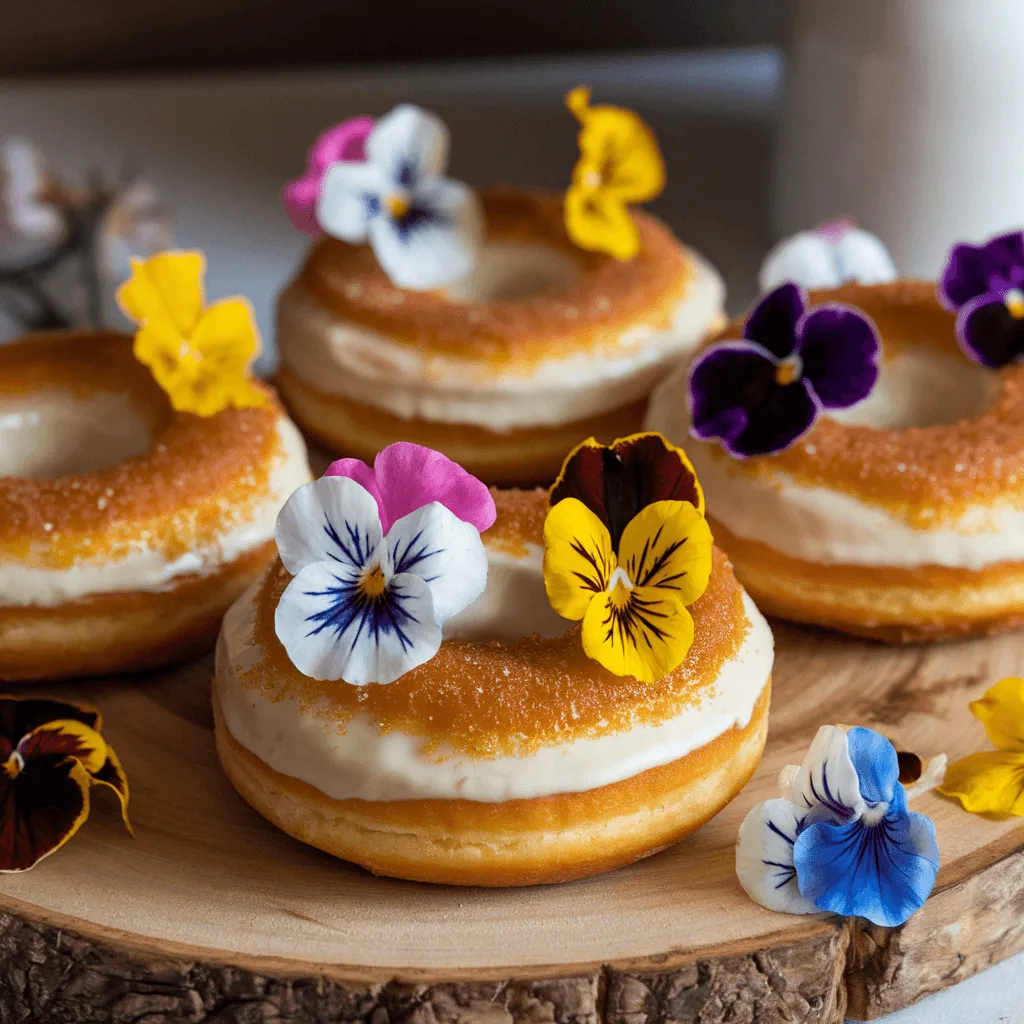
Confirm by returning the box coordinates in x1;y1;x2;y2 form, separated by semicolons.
0;621;1022;1023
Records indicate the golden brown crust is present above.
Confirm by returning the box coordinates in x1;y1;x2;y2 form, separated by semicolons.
213;683;770;887
276;364;649;487
296;188;693;364
0;331;287;568
708;280;1024;519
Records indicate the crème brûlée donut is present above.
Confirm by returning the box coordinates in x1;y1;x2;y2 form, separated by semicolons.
275;189;725;487
0;332;311;682
213;489;773;887
648;280;1024;643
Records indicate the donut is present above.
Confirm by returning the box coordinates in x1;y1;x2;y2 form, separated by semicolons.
276;189;725;486
213;486;773;886
648;280;1024;643
0;331;311;681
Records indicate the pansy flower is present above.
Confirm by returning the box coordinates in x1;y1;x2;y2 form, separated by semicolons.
117;250;266;417
736;725;941;927
0;696;130;872
274;444;493;685
282;116;376;236
316;104;483;291
939;231;1024;367
688;283;880;459
939;677;1024;817
543;433;712;683
759;219;897;293
563;86;665;261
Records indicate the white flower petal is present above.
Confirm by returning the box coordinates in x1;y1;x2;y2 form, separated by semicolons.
368;179;482;291
759;232;841;292
274;476;383;575
386;501;488;623
99;180;175;283
367;104;448;189
275;561;440;684
833;228;898;285
736;798;820;915
0;137;66;244
782;725;865;821
317;161;387;243
904;754;948;802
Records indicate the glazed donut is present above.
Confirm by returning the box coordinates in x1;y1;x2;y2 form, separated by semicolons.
276;189;725;486
648;280;1024;643
0;331;311;681
213;489;773;886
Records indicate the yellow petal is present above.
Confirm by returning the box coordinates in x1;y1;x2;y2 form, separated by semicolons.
92;745;133;834
19;719;108;776
939;750;1024;817
618;500;713;607
191;297;261;371
116;251;205;336
564;186;640;261
581;579;693;683
970;676;1024;752
543;498;616;621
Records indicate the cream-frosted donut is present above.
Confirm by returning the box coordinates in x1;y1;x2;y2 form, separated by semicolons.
276;189;725;486
213;489;773;886
648;280;1024;642
0;331;312;681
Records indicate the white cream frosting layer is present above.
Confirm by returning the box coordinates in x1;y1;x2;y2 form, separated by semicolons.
647;359;1024;571
216;543;774;803
278;245;725;431
0;416;311;607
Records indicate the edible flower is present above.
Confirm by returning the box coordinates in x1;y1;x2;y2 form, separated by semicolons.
939;677;1024;817
274;444;493;685
316;104;483;291
117;250;266;417
563;86;665;261
688;282;880;459
0;696;131;872
759;219;897;293
0;137;70;249
282;116;376;236
543;433;712;683
939;231;1024;367
736;725;941;927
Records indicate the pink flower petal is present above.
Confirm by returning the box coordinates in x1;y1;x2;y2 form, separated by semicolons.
324;442;496;534
282;116;375;237
815;217;856;245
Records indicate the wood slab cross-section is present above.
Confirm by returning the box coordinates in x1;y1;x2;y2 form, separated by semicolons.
0;622;1022;1023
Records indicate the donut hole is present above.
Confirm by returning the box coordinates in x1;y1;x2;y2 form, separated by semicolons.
442;242;581;304
0;390;152;479
828;349;995;430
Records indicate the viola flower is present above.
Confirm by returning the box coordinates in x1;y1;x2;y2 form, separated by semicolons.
543;433;712;683
325;441;495;534
688;283;880;459
0;696;131;872
939;231;1024;367
736;725;941;927
0;137;70;252
116;250;267;417
939;677;1024;817
316;104;483;291
563;86;665;261
759;219;897;293
274;453;490;685
282;116;376;236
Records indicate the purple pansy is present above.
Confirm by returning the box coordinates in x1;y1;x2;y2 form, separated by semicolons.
282;117;376;236
687;283;880;459
939;231;1024;368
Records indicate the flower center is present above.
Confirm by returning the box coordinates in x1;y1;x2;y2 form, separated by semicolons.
176;339;203;375
1005;288;1024;319
359;563;388;599
860;802;889;826
583;169;603;189
606;565;634;607
386;193;411;221
774;354;803;387
2;750;25;779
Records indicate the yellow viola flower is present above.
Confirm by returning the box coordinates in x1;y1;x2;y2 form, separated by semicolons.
543;496;712;683
939;676;1024;817
116;250;266;417
563;85;666;261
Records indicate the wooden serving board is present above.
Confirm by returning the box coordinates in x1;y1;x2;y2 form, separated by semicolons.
1;623;1023;1024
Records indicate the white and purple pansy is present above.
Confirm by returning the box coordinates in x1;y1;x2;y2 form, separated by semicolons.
315;104;483;291
687;283;880;459
736;726;943;928
273;443;495;685
759;219;897;293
